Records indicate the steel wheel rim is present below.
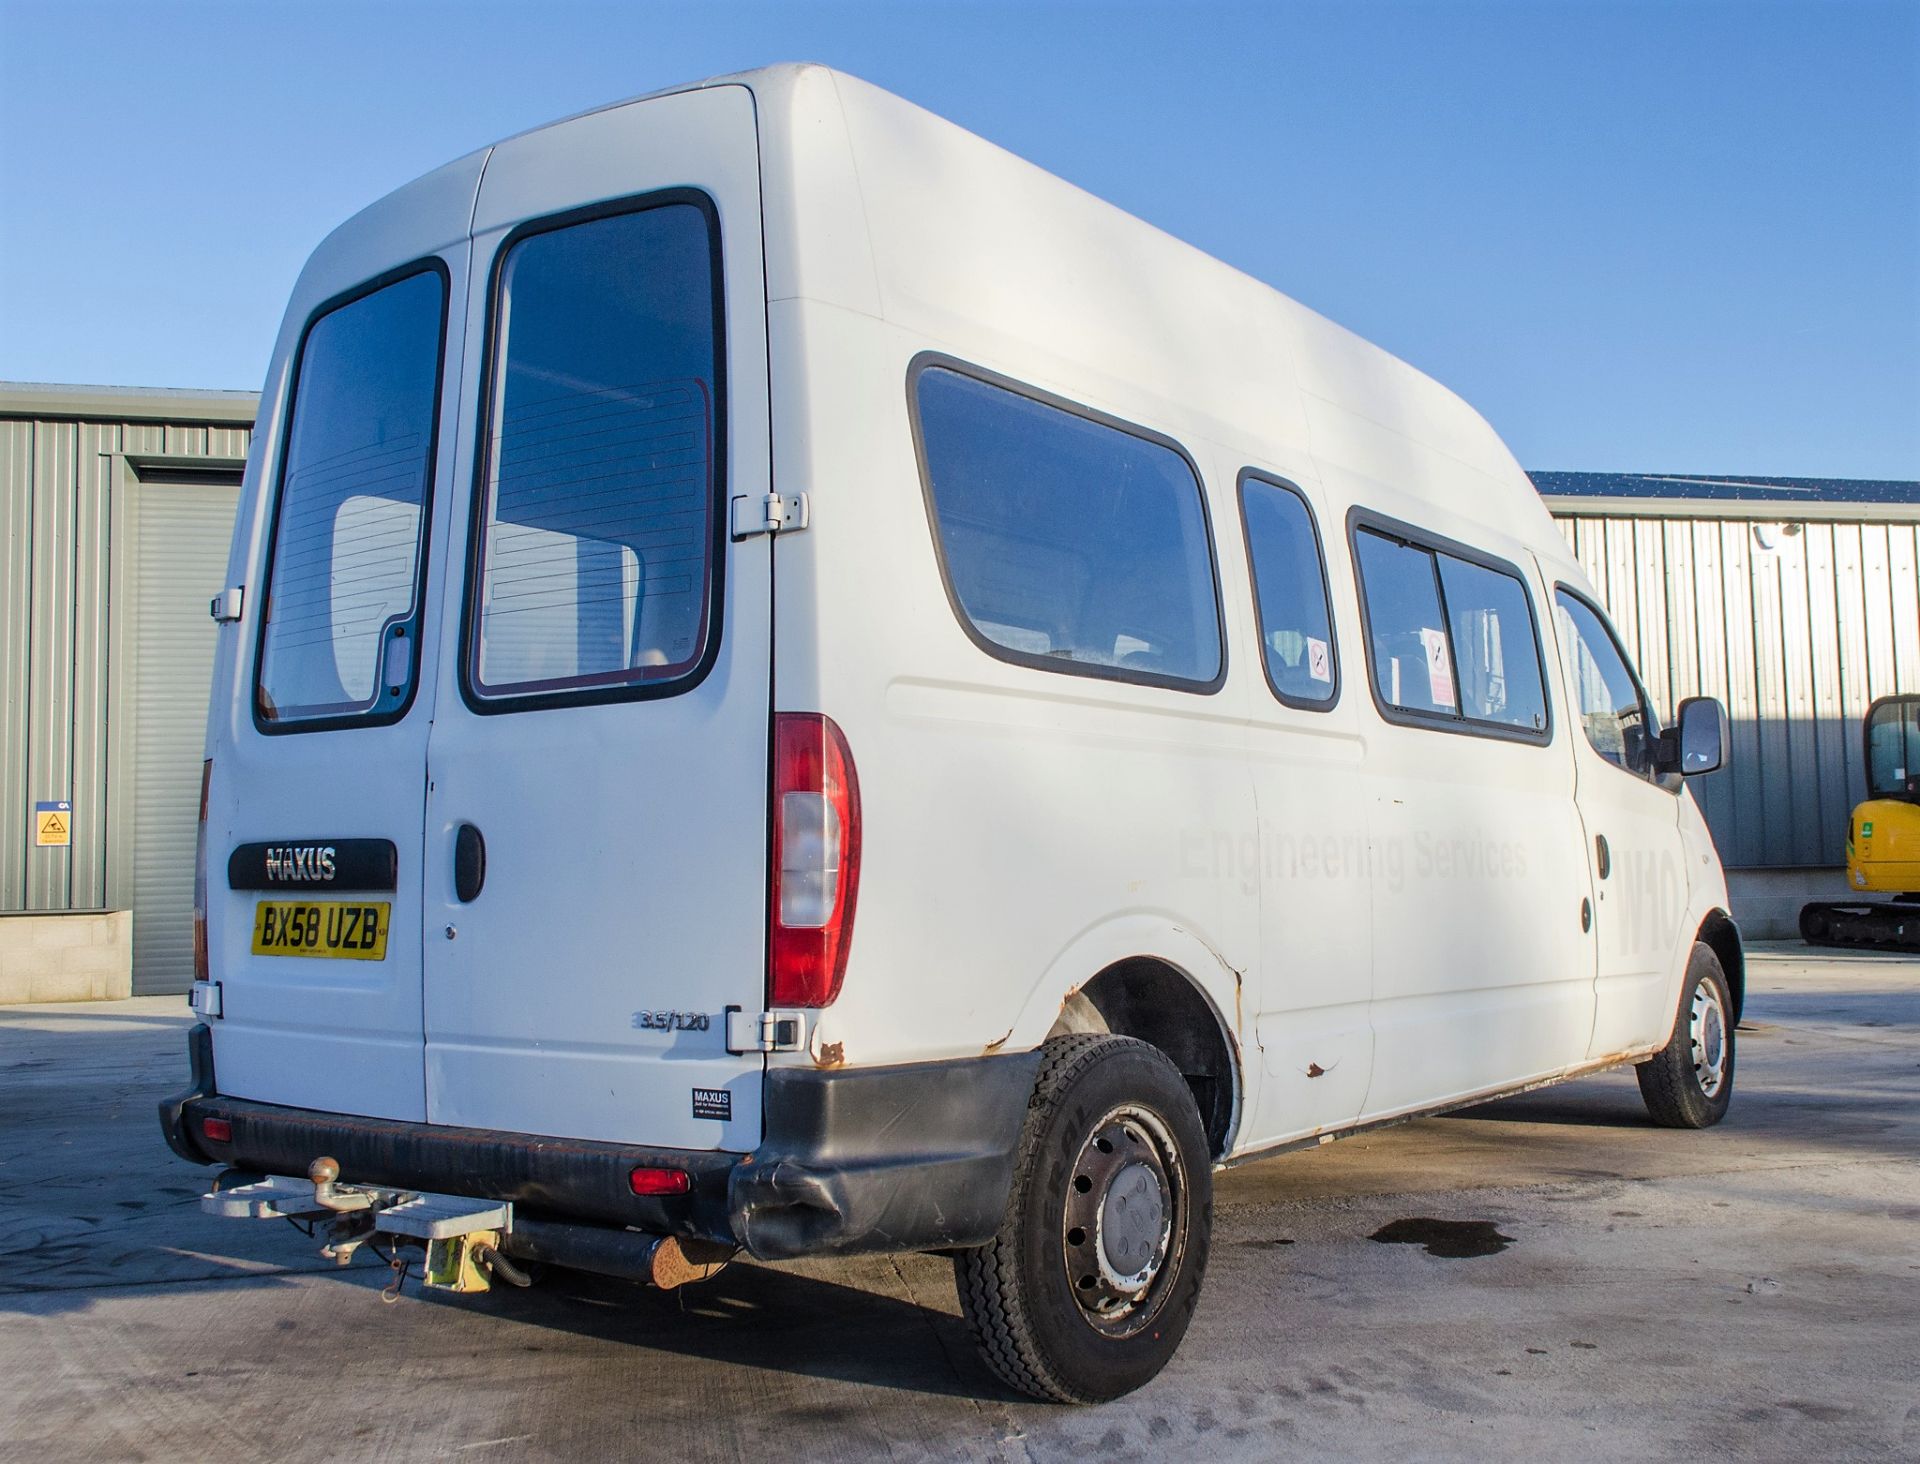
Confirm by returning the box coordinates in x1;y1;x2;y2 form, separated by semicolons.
1060;1103;1186;1339
1690;978;1728;1098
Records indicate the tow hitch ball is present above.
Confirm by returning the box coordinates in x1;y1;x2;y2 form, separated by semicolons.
305;1155;524;1295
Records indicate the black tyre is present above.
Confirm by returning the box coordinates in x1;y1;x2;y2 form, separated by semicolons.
1636;942;1736;1129
953;1034;1213;1403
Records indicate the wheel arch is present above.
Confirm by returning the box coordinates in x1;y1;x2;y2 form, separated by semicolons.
1008;921;1245;1160
1697;909;1745;1023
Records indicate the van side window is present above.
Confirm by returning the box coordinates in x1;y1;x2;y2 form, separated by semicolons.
1436;556;1548;731
468;199;721;703
1239;474;1336;707
255;265;446;727
1554;589;1659;777
912;364;1223;691
1353;524;1548;738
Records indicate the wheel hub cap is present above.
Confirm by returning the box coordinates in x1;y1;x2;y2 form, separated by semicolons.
1099;1162;1165;1278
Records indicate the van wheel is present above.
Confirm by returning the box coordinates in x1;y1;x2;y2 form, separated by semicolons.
953;1034;1212;1403
1636;942;1736;1129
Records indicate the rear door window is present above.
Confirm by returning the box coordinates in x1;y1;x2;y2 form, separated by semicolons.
912;363;1223;692
467;198;723;705
255;265;447;727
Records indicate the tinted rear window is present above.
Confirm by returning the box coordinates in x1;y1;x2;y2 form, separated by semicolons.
468;200;721;703
913;365;1222;691
256;266;446;726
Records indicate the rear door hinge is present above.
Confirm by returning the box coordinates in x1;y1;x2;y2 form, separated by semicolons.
209;586;244;623
730;491;809;540
724;1007;808;1054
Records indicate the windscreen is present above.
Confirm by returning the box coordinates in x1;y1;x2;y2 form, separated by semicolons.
256;267;446;725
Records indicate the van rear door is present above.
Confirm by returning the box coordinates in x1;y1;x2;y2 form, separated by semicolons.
419;87;772;1151
211;186;478;1121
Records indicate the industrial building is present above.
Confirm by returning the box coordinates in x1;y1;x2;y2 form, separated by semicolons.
1;383;1914;998
1;384;252;1000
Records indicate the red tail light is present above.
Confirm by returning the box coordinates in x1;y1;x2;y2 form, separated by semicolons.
201;1116;232;1143
769;713;861;1008
628;1166;690;1196
192;760;211;986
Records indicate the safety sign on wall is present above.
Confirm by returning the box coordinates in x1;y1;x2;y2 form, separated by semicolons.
34;800;72;847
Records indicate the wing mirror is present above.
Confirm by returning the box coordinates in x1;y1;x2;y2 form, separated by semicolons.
1657;696;1729;777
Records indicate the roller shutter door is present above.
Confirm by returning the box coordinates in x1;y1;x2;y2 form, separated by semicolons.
125;481;238;994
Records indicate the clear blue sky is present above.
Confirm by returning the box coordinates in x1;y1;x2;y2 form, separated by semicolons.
1;0;1914;477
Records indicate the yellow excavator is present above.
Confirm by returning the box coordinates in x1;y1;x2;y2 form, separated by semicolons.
1800;693;1920;951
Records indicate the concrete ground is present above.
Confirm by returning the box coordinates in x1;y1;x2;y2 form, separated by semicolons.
1;943;1914;1462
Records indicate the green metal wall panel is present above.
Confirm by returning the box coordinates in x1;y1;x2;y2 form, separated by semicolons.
0;388;252;920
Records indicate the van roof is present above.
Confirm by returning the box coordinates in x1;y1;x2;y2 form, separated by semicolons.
326;63;1569;567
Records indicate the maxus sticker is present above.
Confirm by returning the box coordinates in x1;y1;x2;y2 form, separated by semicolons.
691;1087;732;1122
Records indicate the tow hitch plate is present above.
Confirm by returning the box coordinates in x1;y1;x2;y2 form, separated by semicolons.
201;1174;512;1239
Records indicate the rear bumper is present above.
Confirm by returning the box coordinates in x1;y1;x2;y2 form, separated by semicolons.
159;1026;1042;1261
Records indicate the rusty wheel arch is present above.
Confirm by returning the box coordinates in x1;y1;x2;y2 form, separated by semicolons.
1045;957;1238;1158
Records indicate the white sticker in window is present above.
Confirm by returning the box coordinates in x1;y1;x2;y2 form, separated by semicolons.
1306;637;1331;683
1419;627;1455;707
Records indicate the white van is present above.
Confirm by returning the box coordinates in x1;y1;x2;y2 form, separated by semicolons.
162;65;1741;1402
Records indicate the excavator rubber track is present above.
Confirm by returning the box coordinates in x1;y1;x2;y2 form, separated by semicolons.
1799;899;1920;952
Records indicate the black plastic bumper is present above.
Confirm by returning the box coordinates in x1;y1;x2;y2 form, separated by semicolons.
160;1037;1042;1261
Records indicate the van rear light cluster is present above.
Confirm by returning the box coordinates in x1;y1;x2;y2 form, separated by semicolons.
192;760;211;986
769;714;861;1008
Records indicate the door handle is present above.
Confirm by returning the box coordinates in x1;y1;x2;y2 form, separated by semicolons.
455;824;486;903
1595;834;1611;880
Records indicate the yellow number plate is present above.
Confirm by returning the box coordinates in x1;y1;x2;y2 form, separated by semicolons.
251;901;391;960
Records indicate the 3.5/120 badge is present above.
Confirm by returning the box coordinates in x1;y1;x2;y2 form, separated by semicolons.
632;1010;711;1032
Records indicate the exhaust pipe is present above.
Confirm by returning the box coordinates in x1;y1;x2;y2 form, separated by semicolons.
499;1217;733;1290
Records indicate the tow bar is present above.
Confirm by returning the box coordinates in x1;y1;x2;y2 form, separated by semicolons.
201;1157;731;1296
205;1157;518;1293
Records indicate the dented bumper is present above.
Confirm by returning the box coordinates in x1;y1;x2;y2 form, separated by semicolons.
160;1028;1041;1261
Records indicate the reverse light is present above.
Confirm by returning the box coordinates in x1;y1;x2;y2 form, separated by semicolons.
769;714;862;1008
628;1166;690;1196
192;760;211;986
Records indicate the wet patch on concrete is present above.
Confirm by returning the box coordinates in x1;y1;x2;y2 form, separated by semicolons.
1369;1218;1514;1258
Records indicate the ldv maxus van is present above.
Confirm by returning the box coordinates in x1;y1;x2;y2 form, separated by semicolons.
161;65;1741;1402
